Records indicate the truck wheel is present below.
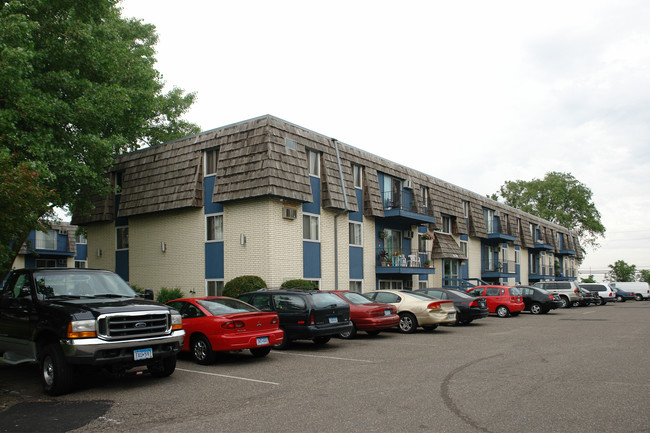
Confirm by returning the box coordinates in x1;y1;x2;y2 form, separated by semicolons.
39;343;73;396
148;355;176;377
191;335;216;365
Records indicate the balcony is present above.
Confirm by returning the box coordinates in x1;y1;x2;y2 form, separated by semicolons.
376;248;436;275
482;260;517;278
381;192;436;225
486;219;517;242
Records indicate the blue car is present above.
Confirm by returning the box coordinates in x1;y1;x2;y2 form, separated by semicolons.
613;287;635;302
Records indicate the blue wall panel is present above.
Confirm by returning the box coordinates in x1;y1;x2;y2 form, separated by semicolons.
349;246;363;279
115;250;129;281
205;242;224;279
302;177;321;215
203;176;223;214
303;242;321;279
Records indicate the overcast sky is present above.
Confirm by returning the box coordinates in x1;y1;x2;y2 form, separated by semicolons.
120;0;650;276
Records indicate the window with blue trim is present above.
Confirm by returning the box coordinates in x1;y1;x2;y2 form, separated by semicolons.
206;214;223;242
303;214;319;241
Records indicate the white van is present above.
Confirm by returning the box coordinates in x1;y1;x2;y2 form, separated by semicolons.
610;282;650;301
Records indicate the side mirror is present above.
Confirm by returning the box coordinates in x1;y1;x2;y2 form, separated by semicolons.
144;289;154;300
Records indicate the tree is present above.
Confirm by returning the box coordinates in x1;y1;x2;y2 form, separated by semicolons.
0;0;200;278
490;172;605;253
580;275;596;283
638;269;650;284
607;260;636;282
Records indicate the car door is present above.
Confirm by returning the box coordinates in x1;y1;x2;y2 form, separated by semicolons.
519;287;532;309
0;271;39;359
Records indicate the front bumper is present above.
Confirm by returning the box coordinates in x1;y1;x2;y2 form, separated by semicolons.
60;330;185;366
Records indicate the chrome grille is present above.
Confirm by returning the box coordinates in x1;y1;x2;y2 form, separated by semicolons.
97;311;171;340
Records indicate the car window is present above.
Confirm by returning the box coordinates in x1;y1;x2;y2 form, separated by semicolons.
374;292;400;303
340;292;373;305
486;288;500;296
467;288;483;297
198;298;257;315
406;292;436;301
311;293;348;308
450;291;473;300
509;287;521;296
248;294;272;310
428;290;445;299
273;295;306;311
556;283;570;290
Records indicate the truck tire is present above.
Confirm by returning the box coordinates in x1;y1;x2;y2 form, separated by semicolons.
148;355;176;377
39;342;74;396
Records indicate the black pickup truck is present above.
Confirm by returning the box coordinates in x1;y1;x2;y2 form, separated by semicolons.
0;268;185;395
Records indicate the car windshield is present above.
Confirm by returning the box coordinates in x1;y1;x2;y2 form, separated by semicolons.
448;290;473;299
508;287;521;296
312;293;348;308
340;292;373;305
33;270;136;299
197;298;258;315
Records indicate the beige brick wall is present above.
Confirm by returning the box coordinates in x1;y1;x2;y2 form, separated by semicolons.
467;237;483;280
518;247;529;285
87;221;116;271
362;216;376;292
129;209;205;294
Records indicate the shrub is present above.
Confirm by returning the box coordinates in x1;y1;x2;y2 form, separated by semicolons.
223;275;267;298
281;279;318;290
129;284;145;295
156;287;185;304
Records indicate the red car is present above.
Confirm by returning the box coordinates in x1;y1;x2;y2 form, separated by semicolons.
465;285;525;318
166;297;284;364
328;291;399;338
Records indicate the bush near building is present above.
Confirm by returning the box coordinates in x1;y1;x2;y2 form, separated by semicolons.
223;276;267;298
280;279;318;290
156;287;185;304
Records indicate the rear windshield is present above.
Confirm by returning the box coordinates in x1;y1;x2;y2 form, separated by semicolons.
582;284;607;292
535;287;551;295
508;287;521;296
197;298;257;315
311;293;348;308
340;292;373;305
402;292;435;301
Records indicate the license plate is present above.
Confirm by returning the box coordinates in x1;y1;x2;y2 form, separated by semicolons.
328;317;338;324
448;313;455;319
134;348;153;361
256;337;269;346
384;310;392;316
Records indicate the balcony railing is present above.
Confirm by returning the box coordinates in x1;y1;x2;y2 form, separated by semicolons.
381;192;433;217
378;248;432;269
483;260;517;274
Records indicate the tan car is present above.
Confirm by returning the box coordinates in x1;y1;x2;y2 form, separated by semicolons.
364;290;456;333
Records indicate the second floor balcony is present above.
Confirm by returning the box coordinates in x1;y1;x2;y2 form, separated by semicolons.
376;248;436;275
381;192;436;225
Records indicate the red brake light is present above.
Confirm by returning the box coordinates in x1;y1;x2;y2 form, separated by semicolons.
310;311;315;326
427;302;441;309
469;300;478;307
271;316;279;324
221;320;245;329
548;294;555;300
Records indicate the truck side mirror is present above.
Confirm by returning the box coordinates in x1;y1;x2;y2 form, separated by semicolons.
144;289;154;300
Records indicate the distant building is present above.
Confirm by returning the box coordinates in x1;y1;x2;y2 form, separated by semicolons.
72;115;580;295
11;223;87;270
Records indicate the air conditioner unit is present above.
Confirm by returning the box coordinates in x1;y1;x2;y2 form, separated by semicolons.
282;207;297;220
404;179;413;189
404;230;414;239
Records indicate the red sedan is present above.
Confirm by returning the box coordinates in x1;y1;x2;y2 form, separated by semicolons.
465;285;525;318
328;291;399;338
166;297;284;364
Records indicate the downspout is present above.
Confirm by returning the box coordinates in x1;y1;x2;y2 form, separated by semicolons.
332;138;350;291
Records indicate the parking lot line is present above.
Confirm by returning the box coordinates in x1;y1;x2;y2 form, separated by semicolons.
176;368;280;385
272;351;375;363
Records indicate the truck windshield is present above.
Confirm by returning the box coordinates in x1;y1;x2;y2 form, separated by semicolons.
33;270;137;299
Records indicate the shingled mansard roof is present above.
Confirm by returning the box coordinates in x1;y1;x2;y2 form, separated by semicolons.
72;115;581;259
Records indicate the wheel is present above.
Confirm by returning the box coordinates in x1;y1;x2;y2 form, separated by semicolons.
366;330;380;337
496;305;510;318
399;313;417;333
274;333;291;350
598;298;606;306
191;335;216;365
313;336;330;345
148;355;176;377
339;323;357;339
530;303;543;315
422;324;438;331
635;294;643;301
571;300;581;307
559;296;571;308
616;295;624;302
39;342;73;396
250;347;271;358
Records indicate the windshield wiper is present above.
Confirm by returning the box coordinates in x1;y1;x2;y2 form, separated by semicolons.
90;293;132;298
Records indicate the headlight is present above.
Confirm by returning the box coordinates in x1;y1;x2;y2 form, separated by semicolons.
171;311;183;330
67;320;97;338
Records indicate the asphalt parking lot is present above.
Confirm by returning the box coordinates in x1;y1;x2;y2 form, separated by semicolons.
1;301;649;433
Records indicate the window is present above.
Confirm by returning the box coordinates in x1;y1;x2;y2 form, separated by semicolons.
285;138;297;150
557;232;563;249
353;165;363;188
116;226;129;250
349;222;362;246
349;281;362;293
421;187;429;206
75;233;86;244
36;259;56;268
206;280;223;296
308;150;320;177
206;214;223;242
75;261;87;269
418;281;428;289
382;174;401;209
205;148;219;176
462;200;469;218
515;249;520;265
418;234;427;253
443;259;459;283
460;240;468;257
382;229;402;256
35;229;57;250
483;208;495;234
303;214;319;241
440;215;453;234
115;172;123;194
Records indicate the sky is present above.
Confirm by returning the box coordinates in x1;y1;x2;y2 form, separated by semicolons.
119;0;650;278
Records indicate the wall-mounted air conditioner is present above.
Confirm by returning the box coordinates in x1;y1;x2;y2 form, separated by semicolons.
404;230;414;239
283;207;297;220
404;180;413;189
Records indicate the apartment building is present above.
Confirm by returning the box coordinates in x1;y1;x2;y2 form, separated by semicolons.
72;115;580;295
11;223;87;270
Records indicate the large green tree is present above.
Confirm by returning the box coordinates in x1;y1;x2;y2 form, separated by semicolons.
637;269;649;284
607;260;636;282
0;0;200;278
490;171;605;253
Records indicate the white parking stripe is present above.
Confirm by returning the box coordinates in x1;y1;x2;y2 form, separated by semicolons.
176;368;280;385
272;351;374;363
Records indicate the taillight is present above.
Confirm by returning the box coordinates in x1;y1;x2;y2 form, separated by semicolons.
221;320;245;329
608;293;612;297
271;316;279;324
548;294;555;300
469;300;478;307
427;302;441;309
310;311;315;326
574;288;579;293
